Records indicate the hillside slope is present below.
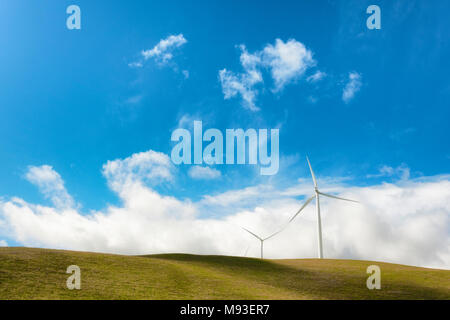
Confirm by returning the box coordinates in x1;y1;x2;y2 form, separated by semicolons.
0;247;448;299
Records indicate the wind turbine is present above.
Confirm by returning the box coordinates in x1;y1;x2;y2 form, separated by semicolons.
241;227;283;259
288;156;358;259
243;245;250;257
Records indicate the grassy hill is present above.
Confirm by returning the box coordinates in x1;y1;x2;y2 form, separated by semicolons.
0;247;448;300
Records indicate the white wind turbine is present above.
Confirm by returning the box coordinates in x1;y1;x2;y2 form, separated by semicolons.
288;156;358;259
241;227;284;259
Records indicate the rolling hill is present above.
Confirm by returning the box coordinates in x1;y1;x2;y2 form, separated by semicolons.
0;247;448;299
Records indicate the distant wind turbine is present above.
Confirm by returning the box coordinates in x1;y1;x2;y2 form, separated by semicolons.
288;156;359;259
241;227;284;259
243;245;250;257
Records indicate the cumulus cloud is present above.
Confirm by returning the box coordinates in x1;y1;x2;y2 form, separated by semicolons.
0;240;7;247
219;39;315;110
188;166;221;180
262;39;316;91
199;185;280;212
0;150;449;269
102;150;174;193
25;165;75;209
342;72;362;103
129;34;187;69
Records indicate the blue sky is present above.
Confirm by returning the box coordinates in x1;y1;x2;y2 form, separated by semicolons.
0;1;449;266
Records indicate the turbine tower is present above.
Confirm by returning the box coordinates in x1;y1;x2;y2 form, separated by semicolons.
288;157;358;259
241;227;283;259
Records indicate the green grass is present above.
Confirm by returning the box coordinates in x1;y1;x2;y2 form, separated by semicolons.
0;247;448;299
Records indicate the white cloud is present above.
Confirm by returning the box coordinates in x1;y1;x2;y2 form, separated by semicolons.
219;39;315;110
25;165;74;209
128;61;143;68
219;45;263;111
188;166;221;180
307;70;326;83
262;39;316;91
342;72;362;103
0;240;7;247
1;150;449;269
177;114;195;128
142;34;187;64
199;185;279;210
219;68;262;111
129;34;187;68
102;150;174;193
176;113;205;130
367;164;411;181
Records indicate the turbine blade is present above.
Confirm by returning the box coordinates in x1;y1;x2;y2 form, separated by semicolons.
264;228;285;241
288;195;315;223
261;195;316;241
318;192;359;203
306;156;318;188
241;227;263;241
